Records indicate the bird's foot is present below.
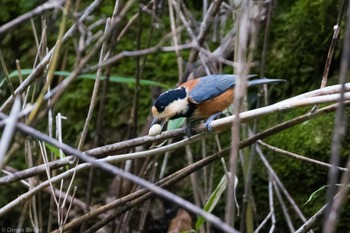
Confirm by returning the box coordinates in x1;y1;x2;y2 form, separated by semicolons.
205;112;223;132
185;121;194;138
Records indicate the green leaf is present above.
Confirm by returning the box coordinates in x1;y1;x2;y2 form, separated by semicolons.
8;69;33;78
195;173;238;231
1;69;32;87
304;184;345;205
167;117;186;130
45;142;66;159
44;143;69;170
7;69;169;88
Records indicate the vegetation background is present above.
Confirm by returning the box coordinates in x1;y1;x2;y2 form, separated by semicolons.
0;0;349;232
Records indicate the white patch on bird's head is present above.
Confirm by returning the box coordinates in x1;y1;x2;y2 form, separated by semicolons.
151;86;190;124
152;96;189;122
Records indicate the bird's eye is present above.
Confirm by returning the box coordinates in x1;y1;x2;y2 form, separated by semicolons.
160;106;165;109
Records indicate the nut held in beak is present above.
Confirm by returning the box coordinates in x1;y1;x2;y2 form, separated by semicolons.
148;123;162;136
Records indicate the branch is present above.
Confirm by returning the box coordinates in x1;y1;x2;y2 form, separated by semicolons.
0;101;337;231
1;88;349;185
0;100;344;231
210;92;350;132
89;42;196;71
0;0;103;112
0;114;238;233
54;101;345;232
0;157;73;184
0;0;64;35
295;204;328;233
257;140;348;172
86;87;350;157
183;0;224;80
324;1;350;231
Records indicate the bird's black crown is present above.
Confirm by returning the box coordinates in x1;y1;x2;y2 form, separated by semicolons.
154;87;187;112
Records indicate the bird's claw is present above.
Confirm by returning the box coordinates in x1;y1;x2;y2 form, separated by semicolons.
205;112;222;133
205;121;214;132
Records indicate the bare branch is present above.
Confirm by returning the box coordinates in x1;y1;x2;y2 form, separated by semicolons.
257;140;348;172
183;0;224;80
0;0;64;35
0;115;239;233
0;99;343;231
324;1;350;232
295;204;328;233
0;97;21;170
0;157;73;184
0;0;103;112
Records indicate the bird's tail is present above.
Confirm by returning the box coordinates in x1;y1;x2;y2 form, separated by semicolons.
248;78;286;87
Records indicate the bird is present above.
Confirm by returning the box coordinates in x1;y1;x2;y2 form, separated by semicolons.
149;74;285;136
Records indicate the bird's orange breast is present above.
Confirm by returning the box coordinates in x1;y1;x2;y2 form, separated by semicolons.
192;89;233;119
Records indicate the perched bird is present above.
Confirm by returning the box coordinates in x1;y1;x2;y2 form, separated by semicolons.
149;74;284;136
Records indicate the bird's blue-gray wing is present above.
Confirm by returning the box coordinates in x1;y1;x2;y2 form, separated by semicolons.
188;74;238;103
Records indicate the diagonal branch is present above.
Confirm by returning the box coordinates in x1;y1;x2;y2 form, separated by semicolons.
52;101;346;231
182;0;224;81
0;0;64;35
0;114;239;233
0;85;349;188
0;0;103;112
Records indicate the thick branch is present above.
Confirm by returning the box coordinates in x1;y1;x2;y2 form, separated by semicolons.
1;88;349;185
53;101;345;231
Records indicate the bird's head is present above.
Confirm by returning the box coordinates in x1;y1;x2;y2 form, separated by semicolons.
151;87;189;129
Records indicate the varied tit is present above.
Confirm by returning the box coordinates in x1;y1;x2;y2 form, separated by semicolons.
149;74;285;136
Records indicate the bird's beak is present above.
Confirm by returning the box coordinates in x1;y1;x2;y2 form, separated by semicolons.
149;118;167;136
154;117;171;131
151;118;166;128
151;118;159;126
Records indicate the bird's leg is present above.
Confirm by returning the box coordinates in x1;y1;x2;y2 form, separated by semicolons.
205;112;223;132
185;118;196;138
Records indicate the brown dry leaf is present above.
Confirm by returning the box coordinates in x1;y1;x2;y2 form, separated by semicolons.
167;208;193;233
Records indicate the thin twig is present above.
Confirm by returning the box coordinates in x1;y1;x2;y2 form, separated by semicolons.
47;0;136;109
257;140;348;172
295;204;328;233
323;1;350;232
60;186;77;233
90;42;196;72
0;157;73;184
0;49;15;96
320;0;345;89
0;97;21;170
256;145;311;232
0;0;103;112
182;0;224;81
168;0;183;81
186;144;204;207
38;141;59;206
77;18;110;149
268;174;276;233
0;0;64;35
26;0;69;124
226;0;251;225
273;181;295;232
